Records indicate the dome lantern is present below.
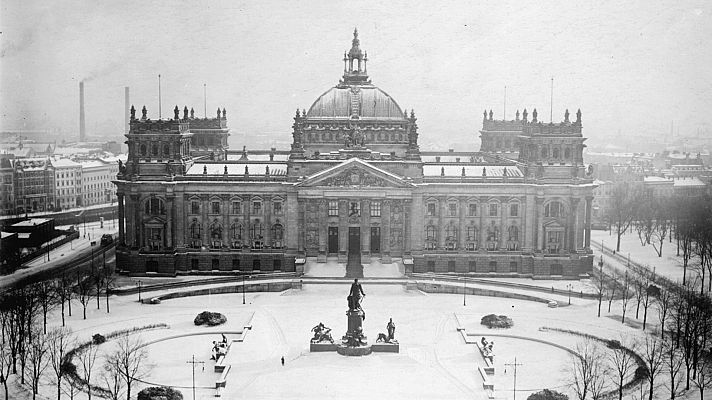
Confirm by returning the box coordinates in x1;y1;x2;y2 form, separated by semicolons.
342;28;370;85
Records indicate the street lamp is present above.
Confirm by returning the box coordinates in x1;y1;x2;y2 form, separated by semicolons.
463;277;467;306
242;274;246;305
566;283;573;305
137;280;142;302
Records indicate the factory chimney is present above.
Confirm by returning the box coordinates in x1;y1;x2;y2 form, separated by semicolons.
79;81;86;142
124;86;130;134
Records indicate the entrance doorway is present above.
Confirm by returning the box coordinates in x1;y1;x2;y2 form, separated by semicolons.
370;227;381;253
348;227;360;255
328;227;339;254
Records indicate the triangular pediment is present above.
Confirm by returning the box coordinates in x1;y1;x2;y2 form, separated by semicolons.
297;158;414;188
144;216;166;226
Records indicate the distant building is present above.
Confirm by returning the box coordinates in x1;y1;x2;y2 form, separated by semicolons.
80;159;118;206
11;158;56;214
0;157;14;215
50;158;82;209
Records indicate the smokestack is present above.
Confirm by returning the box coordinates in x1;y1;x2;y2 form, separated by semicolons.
79;81;86;142
124;86;130;134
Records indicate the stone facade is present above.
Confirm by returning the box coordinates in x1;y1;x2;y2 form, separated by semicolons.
115;30;596;278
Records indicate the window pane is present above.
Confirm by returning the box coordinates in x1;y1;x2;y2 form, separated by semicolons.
510;204;518;217
489;203;498;216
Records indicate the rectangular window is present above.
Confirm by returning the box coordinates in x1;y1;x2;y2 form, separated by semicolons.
231;201;241;214
489;261;497;272
191;201;199;215
448;203;457;217
252;201;262;214
426;203;436;216
253;259;261;271
468;260;476;272
212;259;220;270
211;201;220;214
447;260;456;272
510;203;519;217
509;261;517;272
370;202;381;217
489;203;498;217
191;259;199;270
468;203;477;216
273;201;283;215
232;259;240;270
328;201;339;216
427;260;435;272
273;259;282;271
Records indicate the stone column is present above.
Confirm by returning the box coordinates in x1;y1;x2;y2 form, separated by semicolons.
382;200;391;263
536;196;544;252
403;199;412;256
458;197;466;251
118;193;125;245
410;196;423;255
438;198;444;250
362;199;370;257
288;194;300;253
584;196;593;249
499;197;506;250
264;197;272;246
523;194;533;251
317;199;327;262
131;194;140;248
175;194;185;248
222;194;230;248
201;195;209;245
479;196;487;250
338;199;348;263
166;194;174;248
569;198;580;252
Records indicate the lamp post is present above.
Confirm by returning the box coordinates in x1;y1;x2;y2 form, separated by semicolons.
242;273;245;305
83;215;86;238
463;277;467;306
186;355;204;400
567;283;573;305
137;280;142;302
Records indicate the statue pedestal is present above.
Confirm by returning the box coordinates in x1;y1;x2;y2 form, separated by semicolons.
336;309;372;356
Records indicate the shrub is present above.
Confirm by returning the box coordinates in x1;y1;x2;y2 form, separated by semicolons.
137;386;183;400
527;389;568;400
194;311;227;326
480;314;513;329
92;333;106;345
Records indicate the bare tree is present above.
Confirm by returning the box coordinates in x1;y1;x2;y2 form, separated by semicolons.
607;339;637;400
79;342;99;400
621;271;632;324
663;338;685;400
0;308;13;400
35;281;59;334
570;340;609;400
61;376;80;400
650;197;671;258
47;326;74;400
104;272;118;314
76;271;92;320
655;286;674;339
105;333;149;400
102;357;125;400
26;324;49;400
605;182;641;252
640;334;665;400
691;350;712;400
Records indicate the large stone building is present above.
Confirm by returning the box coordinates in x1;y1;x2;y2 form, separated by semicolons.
115;30;596;278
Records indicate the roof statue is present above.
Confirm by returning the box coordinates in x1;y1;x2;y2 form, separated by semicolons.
141;105;147;120
190;108;195;119
532;108;538;122
130;105;136;120
483;109;487;121
183;106;189;120
488;109;493;120
174;105;180;120
522;108;528;122
222;108;226;119
217;107;221;119
564;109;570;122
348;28;363;59
576;108;582;123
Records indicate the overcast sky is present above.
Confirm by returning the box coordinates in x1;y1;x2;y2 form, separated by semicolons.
1;0;710;148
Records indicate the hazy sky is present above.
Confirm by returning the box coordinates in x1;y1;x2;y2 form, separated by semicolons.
1;0;711;148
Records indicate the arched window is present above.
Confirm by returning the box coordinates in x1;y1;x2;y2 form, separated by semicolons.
425;225;436;241
140;144;147;156
145;198;165;215
163;144;170;156
210;220;222;248
564;148;571;159
250;222;263;239
553;148;560;159
271;223;284;241
189;219;201;238
466;225;478;241
231;223;243;240
508;225;519;241
541;147;549;158
445;225;457;241
151;144;158;156
545;202;565;218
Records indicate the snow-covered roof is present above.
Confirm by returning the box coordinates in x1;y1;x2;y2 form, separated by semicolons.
423;165;522;177
673;177;706;187
186;163;287;176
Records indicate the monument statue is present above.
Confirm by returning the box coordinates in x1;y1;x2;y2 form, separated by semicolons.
347;278;365;312
387;318;396;341
311;322;334;343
